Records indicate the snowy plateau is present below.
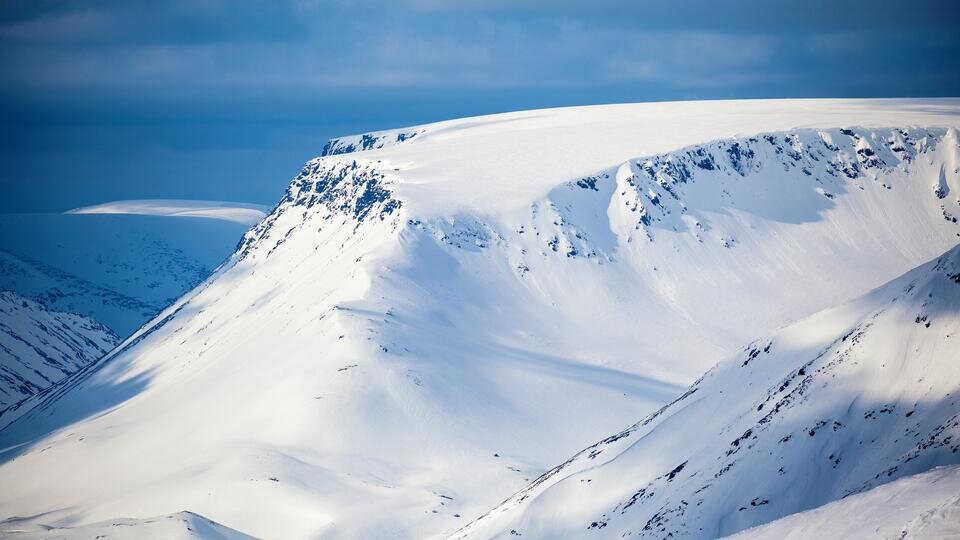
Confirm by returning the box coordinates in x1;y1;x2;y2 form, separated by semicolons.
1;99;960;539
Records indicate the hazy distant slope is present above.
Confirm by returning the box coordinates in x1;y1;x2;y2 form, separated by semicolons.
456;243;960;539
0;291;118;410
0;99;958;539
0;212;256;335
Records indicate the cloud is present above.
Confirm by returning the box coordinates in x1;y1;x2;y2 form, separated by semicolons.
66;199;270;225
804;31;873;56
0;8;113;43
0;0;955;111
600;31;779;87
604;59;659;83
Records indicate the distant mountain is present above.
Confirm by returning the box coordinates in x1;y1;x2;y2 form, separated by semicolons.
0;291;118;410
456;243;960;539
0;210;261;336
0;99;958;538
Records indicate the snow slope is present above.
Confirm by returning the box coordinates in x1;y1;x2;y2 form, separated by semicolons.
0;510;254;539
1;99;959;538
0;210;257;426
66;199;270;226
726;465;960;540
0;291;118;410
0;212;256;335
455;243;960;539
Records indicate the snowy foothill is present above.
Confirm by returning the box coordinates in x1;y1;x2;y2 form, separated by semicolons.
725;465;960;539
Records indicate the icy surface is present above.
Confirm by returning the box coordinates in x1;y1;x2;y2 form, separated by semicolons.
0;99;959;538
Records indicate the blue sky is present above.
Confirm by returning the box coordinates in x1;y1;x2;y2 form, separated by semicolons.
1;0;959;213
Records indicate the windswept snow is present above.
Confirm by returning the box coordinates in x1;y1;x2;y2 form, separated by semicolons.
726;465;960;540
66;199;270;226
0;99;959;538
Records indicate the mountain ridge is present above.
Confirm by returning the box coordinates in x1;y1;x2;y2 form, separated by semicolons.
454;241;960;539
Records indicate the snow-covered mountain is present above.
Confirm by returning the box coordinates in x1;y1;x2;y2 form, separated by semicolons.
455;243;960;539
0;291;118;410
0;209;263;336
1;99;959;538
